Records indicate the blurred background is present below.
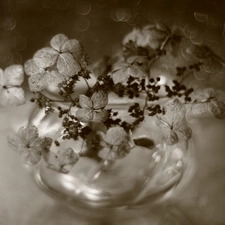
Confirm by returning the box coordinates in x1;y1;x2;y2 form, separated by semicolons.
1;0;225;69
1;1;225;225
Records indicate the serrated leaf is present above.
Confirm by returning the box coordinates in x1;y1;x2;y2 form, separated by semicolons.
208;100;225;119
43;148;79;173
91;90;108;109
50;34;68;52
24;59;45;77
3;64;24;86
34;47;58;69
62;39;83;61
0;87;25;107
105;126;128;146
57;53;81;77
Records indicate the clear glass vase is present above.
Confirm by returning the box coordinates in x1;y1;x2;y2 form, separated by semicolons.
27;96;189;222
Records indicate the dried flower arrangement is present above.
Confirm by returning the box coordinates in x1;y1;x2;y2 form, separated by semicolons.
2;21;225;177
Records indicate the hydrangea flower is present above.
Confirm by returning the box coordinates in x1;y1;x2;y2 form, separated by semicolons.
123;22;182;55
111;55;148;84
42;147;79;173
157;99;192;145
98;127;134;160
7;123;52;165
191;88;225;119
24;34;83;92
186;44;224;74
0;65;25;107
76;90;109;123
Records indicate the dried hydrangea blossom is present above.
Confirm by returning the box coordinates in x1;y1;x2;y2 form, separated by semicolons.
0;65;25;107
76;90;109;123
43;147;79;173
7;123;52;165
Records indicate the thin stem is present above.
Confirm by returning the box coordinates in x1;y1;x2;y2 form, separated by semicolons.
160;36;171;50
82;76;90;89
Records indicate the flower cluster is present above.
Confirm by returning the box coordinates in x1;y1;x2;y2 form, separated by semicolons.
3;22;225;174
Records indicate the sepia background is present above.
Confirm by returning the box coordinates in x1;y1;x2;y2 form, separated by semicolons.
0;0;225;224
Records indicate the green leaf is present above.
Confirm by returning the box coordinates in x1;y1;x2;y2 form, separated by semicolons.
62;39;84;62
34;47;58;69
42;147;79;173
57;53;81;77
50;33;68;52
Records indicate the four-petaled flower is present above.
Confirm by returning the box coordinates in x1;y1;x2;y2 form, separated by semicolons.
0;65;25;107
111;55;148;84
98;127;134;160
24;34;83;92
157;99;192;145
7;123;52;165
76;90;109;123
191;88;225;119
42;147;79;174
186;44;224;74
123;22;182;55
